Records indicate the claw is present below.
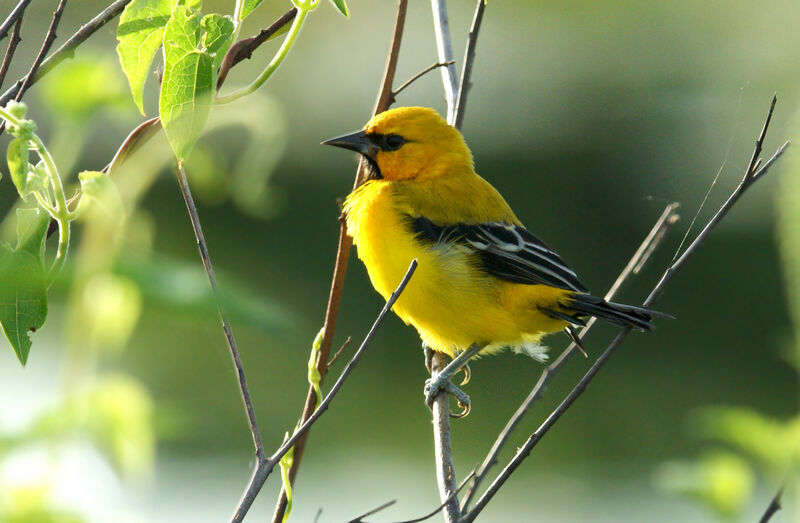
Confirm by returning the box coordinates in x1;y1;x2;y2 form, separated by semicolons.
423;343;434;374
451;400;470;418
565;326;588;358
457;363;471;386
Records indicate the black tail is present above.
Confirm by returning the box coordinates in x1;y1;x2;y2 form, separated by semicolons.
561;294;668;331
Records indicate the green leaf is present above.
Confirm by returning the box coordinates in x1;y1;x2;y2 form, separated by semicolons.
0;208;49;365
116;0;174;115
240;0;263;20
159;6;214;161
7;138;30;200
329;0;349;17
201;14;235;69
77;170;124;220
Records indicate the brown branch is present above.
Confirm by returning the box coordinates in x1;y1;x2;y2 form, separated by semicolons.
460;202;680;511
232;260;418;523
269;3;409;521
453;0;486;130
0;15;22;89
216;7;297;90
463;95;789;523
0;0;132;107
14;0;68;103
0;0;31;42
759;485;784;523
391;60;454;102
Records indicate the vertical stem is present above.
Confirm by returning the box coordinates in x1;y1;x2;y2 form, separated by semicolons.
431;351;461;522
430;0;459;124
174;162;266;462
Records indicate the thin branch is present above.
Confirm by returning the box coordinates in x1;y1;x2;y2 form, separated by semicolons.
347;499;397;523
232;260;418;523
453;0;486;130
0;16;22;89
175;161;267;479
0;0;132;107
216;7;298;90
269;4;409;521
460;202;680;511
759;485;784;523
14;0;68;103
327;335;352;367
430;351;461;522
0;0;31;42
430;0;459;124
394;470;477;523
463;95;788;523
392;60;454;101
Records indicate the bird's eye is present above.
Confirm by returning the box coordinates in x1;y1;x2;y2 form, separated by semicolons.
383;134;406;151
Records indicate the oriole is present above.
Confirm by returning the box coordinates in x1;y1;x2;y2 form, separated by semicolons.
323;107;660;411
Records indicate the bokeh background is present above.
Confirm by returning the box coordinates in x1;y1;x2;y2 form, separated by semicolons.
0;0;798;521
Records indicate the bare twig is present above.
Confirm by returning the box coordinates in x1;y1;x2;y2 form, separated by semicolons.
392;60;454;101
347;499;397;523
0;0;31;42
217;7;298;90
460;202;680;511
431;351;461;522
430;0;459;124
453;0;486;130
327;335;352;367
463;96;788;523
0;0;132;106
0;16;22;89
394;470;477;523
175;161;267;510
14;0;68;103
270;4;409;520
759;485;784;523
233;260;418;523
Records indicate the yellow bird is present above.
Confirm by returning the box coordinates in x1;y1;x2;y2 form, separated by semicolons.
323;107;660;413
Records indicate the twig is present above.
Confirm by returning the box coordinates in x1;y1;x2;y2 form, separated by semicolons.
392;60;454;101
232;260;418;523
460;202;680;511
327;335;352;367
759;485;784;523
14;0;68;103
0;0;132;106
431;351;461;522
462;95;788;523
394;470;477;523
217;7;297;90
453;0;486;130
0;16;22;89
269;4;409;520
347;499;397;523
0;0;31;42
430;0;459;124
175;162;267;507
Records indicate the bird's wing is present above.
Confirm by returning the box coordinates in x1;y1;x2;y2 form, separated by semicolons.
408;216;588;292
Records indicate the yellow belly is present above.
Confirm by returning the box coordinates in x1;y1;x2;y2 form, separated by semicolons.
344;181;571;357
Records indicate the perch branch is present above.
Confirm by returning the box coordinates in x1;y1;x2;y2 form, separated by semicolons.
431;351;461;522
461;202;680;511
463;95;789;522
270;2;408;521
232;260;418;523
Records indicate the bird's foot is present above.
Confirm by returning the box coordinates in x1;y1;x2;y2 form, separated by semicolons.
424;375;471;418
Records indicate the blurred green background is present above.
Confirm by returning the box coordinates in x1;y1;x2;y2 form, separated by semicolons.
0;0;798;521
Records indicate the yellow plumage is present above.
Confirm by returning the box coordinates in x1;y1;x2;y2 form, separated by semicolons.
327;107;655;359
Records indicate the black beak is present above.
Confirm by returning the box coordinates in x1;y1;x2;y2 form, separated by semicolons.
321;130;378;158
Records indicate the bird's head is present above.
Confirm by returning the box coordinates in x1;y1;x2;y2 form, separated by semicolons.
322;106;473;181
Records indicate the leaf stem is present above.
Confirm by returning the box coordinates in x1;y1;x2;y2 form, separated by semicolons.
215;4;312;105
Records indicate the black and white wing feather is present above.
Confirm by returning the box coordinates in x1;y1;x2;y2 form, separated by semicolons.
408;217;588;293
